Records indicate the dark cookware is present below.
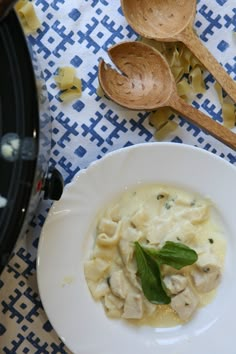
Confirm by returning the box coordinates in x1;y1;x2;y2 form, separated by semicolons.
0;2;64;272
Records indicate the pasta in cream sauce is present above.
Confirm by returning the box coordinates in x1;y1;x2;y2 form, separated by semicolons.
84;184;226;326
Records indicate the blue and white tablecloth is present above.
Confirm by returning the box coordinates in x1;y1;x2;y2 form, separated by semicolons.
0;0;236;353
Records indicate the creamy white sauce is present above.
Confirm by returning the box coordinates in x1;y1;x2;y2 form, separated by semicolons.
84;184;226;327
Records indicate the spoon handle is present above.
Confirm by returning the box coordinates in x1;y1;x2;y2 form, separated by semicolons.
179;26;236;103
170;95;236;151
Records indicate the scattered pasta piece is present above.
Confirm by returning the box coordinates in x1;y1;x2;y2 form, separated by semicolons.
15;0;28;11
171;66;185;83
176;79;193;100
55;67;76;90
149;108;172;131
73;77;82;90
214;82;223;105
59;89;81;102
189;66;206;94
214;82;236;128
55;67;82;102
15;1;41;34
222;102;235;129
96;84;105;98
155;121;178;141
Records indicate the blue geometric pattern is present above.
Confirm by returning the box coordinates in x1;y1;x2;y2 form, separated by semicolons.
0;0;235;353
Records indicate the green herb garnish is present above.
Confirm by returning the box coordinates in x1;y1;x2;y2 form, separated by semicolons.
134;242;170;304
145;241;198;270
134;241;198;304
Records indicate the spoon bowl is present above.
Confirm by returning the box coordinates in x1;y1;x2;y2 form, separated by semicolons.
121;0;195;40
99;41;175;110
99;41;236;150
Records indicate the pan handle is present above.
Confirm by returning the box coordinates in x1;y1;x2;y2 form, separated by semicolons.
0;0;17;22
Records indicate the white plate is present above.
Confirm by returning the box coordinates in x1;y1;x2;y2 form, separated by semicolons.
37;142;236;354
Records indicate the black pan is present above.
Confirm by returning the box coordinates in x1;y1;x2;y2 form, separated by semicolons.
0;7;63;272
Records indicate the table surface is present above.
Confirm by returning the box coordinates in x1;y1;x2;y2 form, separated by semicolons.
0;0;236;353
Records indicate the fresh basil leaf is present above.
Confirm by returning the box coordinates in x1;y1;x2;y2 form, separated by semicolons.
145;241;198;270
134;242;171;305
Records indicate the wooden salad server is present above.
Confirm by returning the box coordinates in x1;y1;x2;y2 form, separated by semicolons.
120;0;236;103
98;41;236;150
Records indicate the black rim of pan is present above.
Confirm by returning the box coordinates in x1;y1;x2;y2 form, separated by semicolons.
0;10;39;271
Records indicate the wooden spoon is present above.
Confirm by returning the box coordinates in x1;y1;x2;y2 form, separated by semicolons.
121;0;236;103
98;41;236;150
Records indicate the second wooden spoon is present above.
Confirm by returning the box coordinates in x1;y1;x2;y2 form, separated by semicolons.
121;0;236;103
98;41;236;150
